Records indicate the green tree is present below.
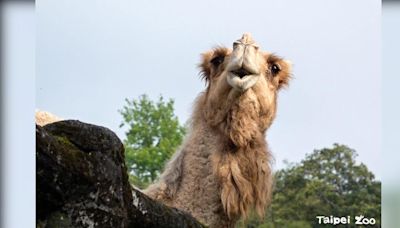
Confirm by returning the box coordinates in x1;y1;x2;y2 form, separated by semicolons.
119;95;186;188
239;144;381;228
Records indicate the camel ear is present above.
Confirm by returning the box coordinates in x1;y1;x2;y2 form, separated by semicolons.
199;51;214;83
276;59;292;89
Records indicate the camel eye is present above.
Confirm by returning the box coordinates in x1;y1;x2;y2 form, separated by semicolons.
271;64;280;76
210;55;224;67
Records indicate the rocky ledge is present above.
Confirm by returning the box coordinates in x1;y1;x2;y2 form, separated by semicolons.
36;120;204;228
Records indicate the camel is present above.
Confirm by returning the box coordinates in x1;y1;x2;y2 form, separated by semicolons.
145;33;292;227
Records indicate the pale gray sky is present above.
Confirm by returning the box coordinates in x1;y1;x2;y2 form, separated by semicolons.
383;2;400;226
383;2;400;184
2;2;35;228
37;0;381;178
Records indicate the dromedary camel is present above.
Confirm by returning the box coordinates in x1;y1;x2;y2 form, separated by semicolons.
145;33;292;227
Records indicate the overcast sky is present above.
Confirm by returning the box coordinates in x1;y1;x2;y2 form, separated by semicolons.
382;2;400;184
37;0;381;178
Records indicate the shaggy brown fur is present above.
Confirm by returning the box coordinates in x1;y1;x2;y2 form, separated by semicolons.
145;33;292;227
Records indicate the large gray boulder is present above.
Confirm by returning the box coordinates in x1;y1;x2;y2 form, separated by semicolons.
36;120;204;228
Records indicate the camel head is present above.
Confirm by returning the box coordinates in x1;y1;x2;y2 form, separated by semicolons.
199;33;292;147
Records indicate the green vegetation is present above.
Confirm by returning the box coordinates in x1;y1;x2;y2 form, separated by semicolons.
119;96;381;227
119;95;186;188
239;144;381;228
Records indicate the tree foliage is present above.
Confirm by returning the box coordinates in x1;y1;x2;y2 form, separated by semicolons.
119;95;185;188
239;144;381;228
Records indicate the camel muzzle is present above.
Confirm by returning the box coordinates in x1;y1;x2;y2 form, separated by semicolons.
226;33;261;91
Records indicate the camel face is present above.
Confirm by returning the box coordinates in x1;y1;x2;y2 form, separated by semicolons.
199;33;292;133
200;33;291;95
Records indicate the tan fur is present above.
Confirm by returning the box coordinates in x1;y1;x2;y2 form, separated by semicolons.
145;34;292;227
35;110;62;126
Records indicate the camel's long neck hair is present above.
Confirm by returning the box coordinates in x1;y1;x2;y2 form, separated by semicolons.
193;84;276;220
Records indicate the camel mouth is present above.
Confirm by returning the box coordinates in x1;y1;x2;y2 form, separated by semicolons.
227;70;260;92
231;68;252;79
230;67;258;78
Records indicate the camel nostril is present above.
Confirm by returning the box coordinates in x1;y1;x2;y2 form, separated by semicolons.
232;68;251;78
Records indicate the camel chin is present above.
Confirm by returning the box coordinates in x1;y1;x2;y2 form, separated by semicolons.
227;73;260;92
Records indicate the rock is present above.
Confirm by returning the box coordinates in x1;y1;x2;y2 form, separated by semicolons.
36;120;204;228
